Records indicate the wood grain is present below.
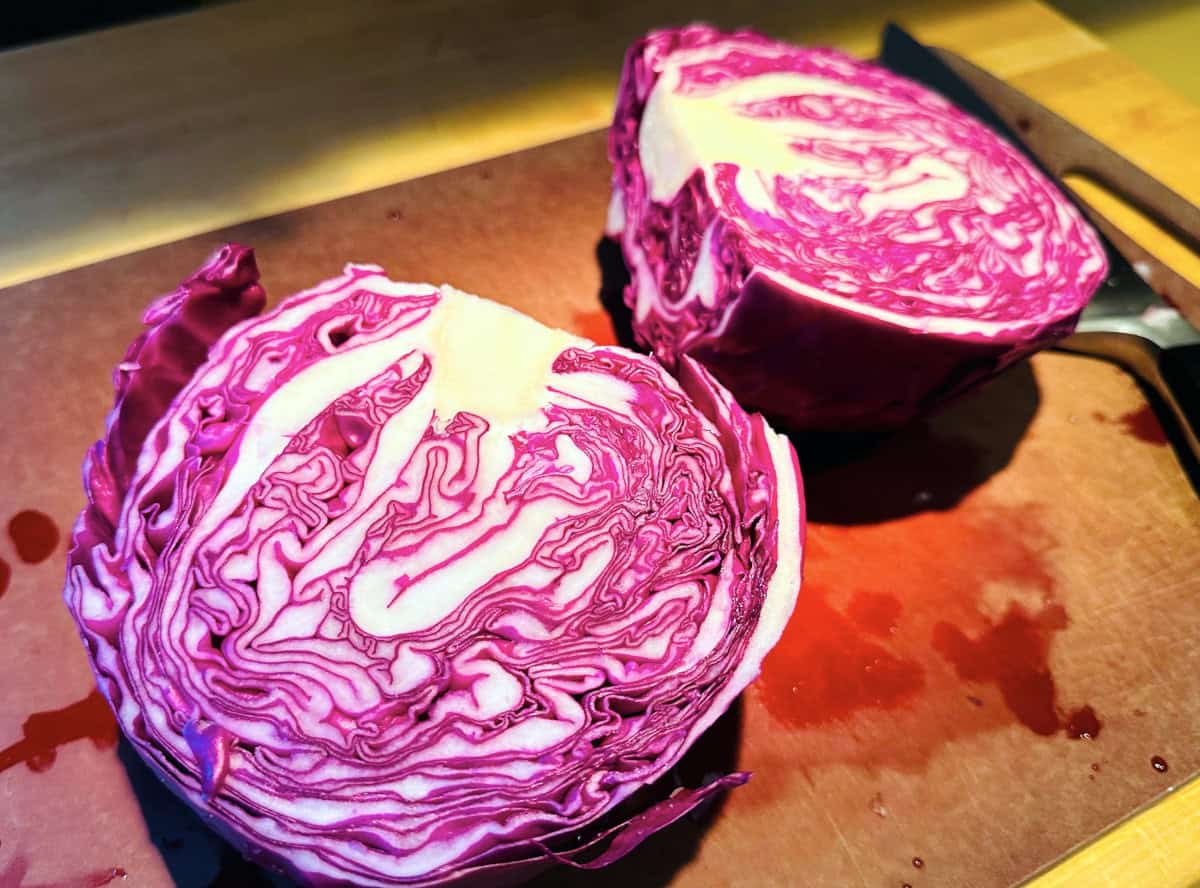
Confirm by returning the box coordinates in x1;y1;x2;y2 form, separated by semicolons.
1;0;1198;292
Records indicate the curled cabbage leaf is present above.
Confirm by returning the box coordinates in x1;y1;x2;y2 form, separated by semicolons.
64;245;804;887
607;25;1108;430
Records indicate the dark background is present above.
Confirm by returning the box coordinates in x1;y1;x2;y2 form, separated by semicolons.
3;0;221;49
3;0;1192;53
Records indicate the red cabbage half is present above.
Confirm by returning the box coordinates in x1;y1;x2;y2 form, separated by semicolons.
64;245;804;886
607;25;1108;430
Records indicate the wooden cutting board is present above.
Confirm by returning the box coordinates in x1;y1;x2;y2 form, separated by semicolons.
0;131;1197;888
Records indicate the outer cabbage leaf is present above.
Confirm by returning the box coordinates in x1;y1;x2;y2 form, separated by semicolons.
64;245;804;887
607;25;1108;430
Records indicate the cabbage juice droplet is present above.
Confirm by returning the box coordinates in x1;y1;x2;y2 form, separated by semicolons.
7;509;60;563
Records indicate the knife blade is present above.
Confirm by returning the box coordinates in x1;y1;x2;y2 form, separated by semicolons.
878;23;1200;491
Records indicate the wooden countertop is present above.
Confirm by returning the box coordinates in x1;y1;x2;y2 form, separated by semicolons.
1;1;1197;885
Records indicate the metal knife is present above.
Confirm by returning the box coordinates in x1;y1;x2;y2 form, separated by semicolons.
878;24;1200;491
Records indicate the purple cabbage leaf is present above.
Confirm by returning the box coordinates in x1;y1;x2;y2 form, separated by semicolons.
64;245;805;887
607;25;1108;430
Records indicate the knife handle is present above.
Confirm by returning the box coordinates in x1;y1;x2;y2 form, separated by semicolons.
1061;331;1200;492
915;38;1200;321
1160;344;1200;465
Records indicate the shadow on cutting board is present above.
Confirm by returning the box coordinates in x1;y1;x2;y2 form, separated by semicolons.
527;699;745;888
791;362;1040;525
117;739;290;887
117;696;745;888
596;237;1041;526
